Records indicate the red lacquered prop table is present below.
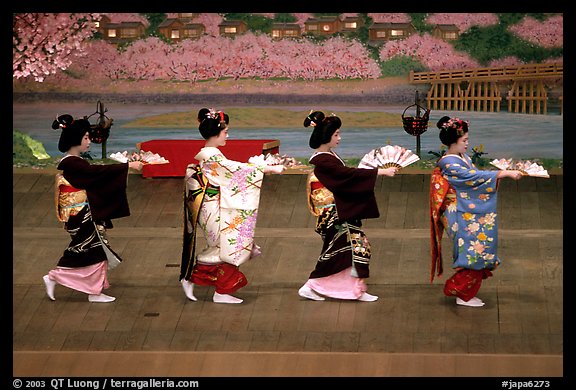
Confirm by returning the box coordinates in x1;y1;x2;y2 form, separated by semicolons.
137;139;280;178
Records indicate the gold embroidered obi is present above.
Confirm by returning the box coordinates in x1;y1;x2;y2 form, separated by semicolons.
55;173;88;222
306;172;335;216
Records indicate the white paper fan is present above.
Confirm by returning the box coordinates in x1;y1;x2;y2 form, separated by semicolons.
109;150;170;165
358;145;420;169
490;158;549;178
249;153;300;167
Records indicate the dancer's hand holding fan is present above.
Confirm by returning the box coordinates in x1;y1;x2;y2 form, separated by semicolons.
109;150;170;164
490;158;549;178
358;145;420;170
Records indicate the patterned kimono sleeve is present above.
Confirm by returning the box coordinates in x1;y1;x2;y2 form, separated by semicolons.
438;155;499;213
203;155;265;210
439;155;502;271
202;155;266;266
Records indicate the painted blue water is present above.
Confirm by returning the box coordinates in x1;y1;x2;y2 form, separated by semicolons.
13;102;563;161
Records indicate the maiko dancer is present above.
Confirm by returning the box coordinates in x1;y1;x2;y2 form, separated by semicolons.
299;110;397;302
430;116;522;307
180;108;284;304
44;114;143;303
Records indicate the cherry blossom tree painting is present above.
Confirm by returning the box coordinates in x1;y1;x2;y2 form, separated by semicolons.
13;13;101;82
13;13;563;84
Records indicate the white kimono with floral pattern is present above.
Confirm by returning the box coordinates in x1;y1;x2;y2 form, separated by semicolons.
438;153;501;271
194;147;265;266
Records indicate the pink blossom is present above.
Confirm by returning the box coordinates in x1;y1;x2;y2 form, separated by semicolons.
508;15;563;48
14;13;563;85
13;13;100;82
101;13;149;27
425;13;499;33
488;56;524;68
192;13;224;37
379;33;480;71
368;13;411;23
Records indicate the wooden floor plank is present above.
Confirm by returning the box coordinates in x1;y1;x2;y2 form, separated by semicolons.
13;350;564;377
383;192;408;229
12;172;563;377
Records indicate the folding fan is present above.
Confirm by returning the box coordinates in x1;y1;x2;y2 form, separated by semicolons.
358;145;420;169
249;153;300;167
109;150;170;164
490;158;549;178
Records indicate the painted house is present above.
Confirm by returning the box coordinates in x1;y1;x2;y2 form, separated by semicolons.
368;22;416;43
218;20;248;37
304;16;343;35
158;18;206;42
432;24;460;41
174;13;198;22
341;15;364;33
271;23;302;39
96;14;148;45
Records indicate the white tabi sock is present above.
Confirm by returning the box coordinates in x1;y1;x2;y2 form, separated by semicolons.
213;292;243;304
298;285;326;301
181;279;197;301
358;292;379;302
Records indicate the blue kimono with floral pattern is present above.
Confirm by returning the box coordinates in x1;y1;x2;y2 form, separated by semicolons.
438;153;501;270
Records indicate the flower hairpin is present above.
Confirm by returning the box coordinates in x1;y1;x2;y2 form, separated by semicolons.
205;108;225;122
442;117;469;132
206;108;217;120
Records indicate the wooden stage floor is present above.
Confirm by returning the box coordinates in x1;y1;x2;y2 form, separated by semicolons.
12;170;564;379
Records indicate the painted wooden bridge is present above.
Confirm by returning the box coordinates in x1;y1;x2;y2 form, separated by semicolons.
409;62;563;115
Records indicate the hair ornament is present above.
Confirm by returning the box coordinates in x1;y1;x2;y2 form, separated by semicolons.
54;113;73;129
441;117;468;130
441;117;469;136
307;109;317;127
204;108;226;123
205;108;217;120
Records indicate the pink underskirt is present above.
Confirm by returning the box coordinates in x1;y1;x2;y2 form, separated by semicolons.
48;261;110;295
305;267;367;300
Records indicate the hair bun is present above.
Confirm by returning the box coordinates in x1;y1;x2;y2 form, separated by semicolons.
52;114;75;130
436;115;451;130
304;110;325;128
197;108;210;123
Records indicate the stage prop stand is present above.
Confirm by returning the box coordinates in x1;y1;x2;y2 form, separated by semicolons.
401;91;430;157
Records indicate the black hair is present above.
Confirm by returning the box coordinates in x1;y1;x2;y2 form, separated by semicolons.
53;114;91;153
198;109;229;140
52;114;74;130
197;108;210;123
305;111;342;149
437;115;469;146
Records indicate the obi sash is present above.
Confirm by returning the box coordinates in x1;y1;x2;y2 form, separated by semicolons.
55;173;88;223
306;172;335;217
